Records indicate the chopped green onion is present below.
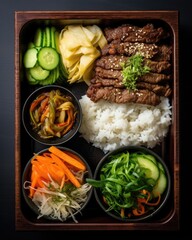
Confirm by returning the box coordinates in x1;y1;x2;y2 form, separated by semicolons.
121;54;150;90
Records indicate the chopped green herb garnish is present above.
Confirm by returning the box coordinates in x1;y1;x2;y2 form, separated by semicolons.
121;54;150;90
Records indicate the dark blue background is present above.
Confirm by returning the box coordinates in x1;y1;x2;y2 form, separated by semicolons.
0;0;190;239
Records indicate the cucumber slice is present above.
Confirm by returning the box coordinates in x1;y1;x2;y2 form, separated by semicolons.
144;154;157;164
42;30;46;47
29;64;50;80
45;27;51;47
55;31;60;53
137;156;160;182
50;26;56;48
38;70;55;85
23;48;38;68
25;70;39;85
152;170;167;198
34;28;43;47
38;47;59;70
157;162;165;174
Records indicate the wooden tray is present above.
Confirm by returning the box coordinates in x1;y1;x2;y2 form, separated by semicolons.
15;11;180;231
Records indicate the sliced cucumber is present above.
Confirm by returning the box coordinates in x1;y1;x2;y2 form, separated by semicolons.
55;30;60;53
39;70;55;85
42;30;46;47
45;27;51;47
34;28;43;47
29;64;50;80
137;156;160;183
50;26;56;49
26;70;39;85
144;154;157;164
23;48;38;68
38;47;59;70
157;162;165;174
152;170;167;198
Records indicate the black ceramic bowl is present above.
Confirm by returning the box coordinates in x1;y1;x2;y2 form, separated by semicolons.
22;146;93;222
22;85;82;145
91;146;171;222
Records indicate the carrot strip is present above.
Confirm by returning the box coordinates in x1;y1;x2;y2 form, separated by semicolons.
66;151;84;165
49;153;66;170
32;163;50;181
36;177;45;188
32;155;53;164
49;146;86;171
30;169;39;198
48;164;65;184
61;161;81;188
59;176;65;191
120;208;125;218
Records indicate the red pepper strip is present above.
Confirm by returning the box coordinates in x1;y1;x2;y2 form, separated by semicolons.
40;106;49;123
138;189;161;206
40;97;49;113
132;202;146;216
145;193;161;206
56;122;68;127
30;95;46;112
62;109;75;135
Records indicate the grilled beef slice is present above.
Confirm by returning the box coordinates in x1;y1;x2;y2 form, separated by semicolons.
101;41;158;58
95;55;171;73
95;67;171;84
152;45;172;61
91;77;124;88
104;24;170;43
91;77;172;97
101;41;172;61
86;86;160;106
136;82;172;97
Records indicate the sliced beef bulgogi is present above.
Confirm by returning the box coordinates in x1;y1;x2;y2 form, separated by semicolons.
95;55;171;73
101;41;172;61
91;77;172;97
104;23;170;43
86;23;172;106
95;67;171;84
87;86;161;106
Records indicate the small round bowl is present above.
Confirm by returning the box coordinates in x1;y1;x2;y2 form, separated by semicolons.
22;85;82;145
22;146;93;222
92;146;171;222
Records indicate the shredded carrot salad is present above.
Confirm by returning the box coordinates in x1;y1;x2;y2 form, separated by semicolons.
23;146;92;222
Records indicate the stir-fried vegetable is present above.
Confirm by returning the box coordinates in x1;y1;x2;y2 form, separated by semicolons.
29;89;77;139
23;146;92;222
86;151;167;219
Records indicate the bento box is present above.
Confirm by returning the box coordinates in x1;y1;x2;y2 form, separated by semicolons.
15;11;179;231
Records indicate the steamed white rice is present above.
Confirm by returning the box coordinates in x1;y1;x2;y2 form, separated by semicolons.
79;95;172;153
